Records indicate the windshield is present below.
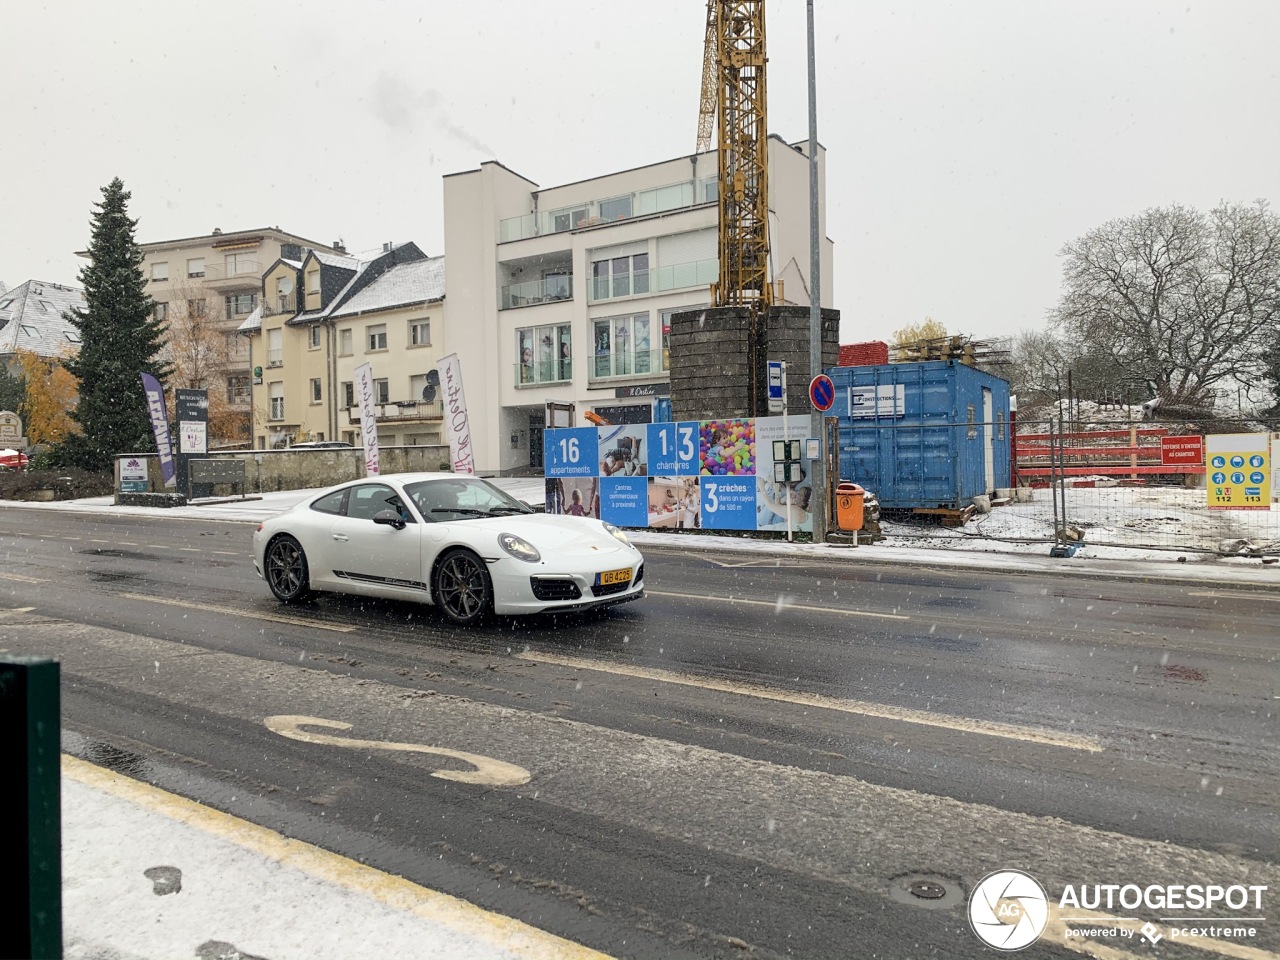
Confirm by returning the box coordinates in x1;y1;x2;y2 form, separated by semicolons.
404;477;534;521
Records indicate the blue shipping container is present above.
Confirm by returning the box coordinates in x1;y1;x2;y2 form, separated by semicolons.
829;360;1012;509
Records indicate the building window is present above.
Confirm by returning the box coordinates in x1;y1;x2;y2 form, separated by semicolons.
187;257;205;278
409;319;430;346
373;378;389;403
367;324;387;352
310;378;322;403
227;377;251;404
551;206;588;233
342;381;354;408
267;328;282;368
268;382;285;420
306;269;320;295
151;262;169;282
599;195;633;221
154;301;169;322
339;328;353;355
224;293;257;316
187;298;207;318
309;326;321;349
593;313;652;378
517;323;572;385
225;253;253;277
591;253;649;300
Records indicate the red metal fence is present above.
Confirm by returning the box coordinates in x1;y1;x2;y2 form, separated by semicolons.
1014;425;1206;483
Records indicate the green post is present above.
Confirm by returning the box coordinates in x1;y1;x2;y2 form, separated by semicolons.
0;657;61;960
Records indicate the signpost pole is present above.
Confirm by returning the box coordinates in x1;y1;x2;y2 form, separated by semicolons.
806;0;826;545
783;363;792;543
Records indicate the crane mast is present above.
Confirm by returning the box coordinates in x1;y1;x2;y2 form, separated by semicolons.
698;1;772;312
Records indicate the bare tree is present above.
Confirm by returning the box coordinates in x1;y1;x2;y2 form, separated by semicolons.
1052;200;1280;407
162;282;248;445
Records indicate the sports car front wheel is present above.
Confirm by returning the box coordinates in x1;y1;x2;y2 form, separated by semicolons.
266;535;312;603
432;549;492;626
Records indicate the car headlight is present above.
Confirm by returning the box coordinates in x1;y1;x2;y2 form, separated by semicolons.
498;532;541;563
602;522;631;546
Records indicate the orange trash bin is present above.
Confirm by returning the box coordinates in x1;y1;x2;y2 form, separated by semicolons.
835;481;865;531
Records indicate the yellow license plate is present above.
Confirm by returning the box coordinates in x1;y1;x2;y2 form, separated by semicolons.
597;568;631;586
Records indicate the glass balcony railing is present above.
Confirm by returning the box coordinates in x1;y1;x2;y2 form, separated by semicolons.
514;359;573;386
589;348;669;381
589;258;716;302
501;276;574;310
205;260;261;282
499;176;718;242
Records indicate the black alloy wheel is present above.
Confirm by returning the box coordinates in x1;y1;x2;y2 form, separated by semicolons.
433;549;492;625
265;535;312;603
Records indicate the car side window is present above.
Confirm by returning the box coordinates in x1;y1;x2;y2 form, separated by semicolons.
345;484;415;523
310;489;347;515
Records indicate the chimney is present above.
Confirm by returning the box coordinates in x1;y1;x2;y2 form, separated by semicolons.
212;227;222;236
333;240;346;254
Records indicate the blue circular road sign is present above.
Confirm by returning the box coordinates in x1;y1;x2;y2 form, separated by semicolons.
810;374;835;412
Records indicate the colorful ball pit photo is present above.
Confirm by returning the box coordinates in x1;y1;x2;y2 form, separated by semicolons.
698;418;756;476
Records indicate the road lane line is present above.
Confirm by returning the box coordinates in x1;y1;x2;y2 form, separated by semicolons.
648;589;909;621
120;593;355;633
518;651;1102;752
0;571;49;583
212;550;240;556
62;755;611;960
1189;590;1280;604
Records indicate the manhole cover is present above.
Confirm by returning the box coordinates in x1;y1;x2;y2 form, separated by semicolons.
888;874;965;910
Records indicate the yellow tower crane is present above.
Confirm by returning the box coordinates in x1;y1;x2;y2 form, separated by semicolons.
697;0;772;313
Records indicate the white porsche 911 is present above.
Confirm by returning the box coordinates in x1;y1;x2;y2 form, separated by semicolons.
252;473;644;625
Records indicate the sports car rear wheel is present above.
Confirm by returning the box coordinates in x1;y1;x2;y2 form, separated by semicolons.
433;549;492;626
266;535;312;603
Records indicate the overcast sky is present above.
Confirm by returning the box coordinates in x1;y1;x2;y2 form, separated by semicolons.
3;0;1276;343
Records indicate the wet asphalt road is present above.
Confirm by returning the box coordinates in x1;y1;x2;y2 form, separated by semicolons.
0;509;1276;959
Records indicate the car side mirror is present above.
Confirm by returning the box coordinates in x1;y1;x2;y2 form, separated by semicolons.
372;509;406;530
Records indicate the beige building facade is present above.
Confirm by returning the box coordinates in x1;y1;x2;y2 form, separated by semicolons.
443;135;833;476
136;227;344;445
244;243;446;452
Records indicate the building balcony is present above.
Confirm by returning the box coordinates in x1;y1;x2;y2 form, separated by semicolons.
514;359;572;387
203;260;262;291
346;400;444;424
589;258;717;303
499;176;718;242
588;348;669;383
501;276;573;310
264;294;297;317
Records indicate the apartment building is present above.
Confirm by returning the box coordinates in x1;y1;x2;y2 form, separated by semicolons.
242;242;446;450
136;227;344;445
443;134;833;475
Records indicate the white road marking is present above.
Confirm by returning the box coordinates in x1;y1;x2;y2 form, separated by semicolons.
648;588;909;620
212;550;240;556
0;571;49;583
1189;590;1280;604
695;555;796;568
120;593;355;633
0;606;36;615
265;715;531;787
518;651;1102;752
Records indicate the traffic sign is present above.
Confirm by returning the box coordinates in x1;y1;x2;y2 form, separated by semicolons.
767;361;784;400
809;374;835;412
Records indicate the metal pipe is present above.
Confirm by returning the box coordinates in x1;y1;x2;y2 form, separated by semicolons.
806;0;826;543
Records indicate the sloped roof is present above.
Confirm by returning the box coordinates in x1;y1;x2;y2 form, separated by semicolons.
328;256;445;318
236;304;264;333
310;249;361;271
0;280;86;357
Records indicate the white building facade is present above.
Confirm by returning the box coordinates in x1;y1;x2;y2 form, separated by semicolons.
443;135;833;475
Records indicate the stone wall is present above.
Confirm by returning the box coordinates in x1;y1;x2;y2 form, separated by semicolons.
114;445;452;502
668;305;840;421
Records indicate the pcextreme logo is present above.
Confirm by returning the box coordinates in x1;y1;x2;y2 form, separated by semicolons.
969;870;1049;951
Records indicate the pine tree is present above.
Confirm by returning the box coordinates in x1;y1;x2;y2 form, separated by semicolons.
57;178;170;471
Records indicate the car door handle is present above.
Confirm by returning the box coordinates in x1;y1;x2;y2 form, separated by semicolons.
332;534;349;542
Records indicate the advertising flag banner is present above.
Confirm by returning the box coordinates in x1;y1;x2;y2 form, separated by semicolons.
139;372;176;488
353;362;380;475
438;353;475;474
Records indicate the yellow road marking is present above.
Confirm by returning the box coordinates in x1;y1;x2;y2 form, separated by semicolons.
518;652;1101;752
120;593;355;633
62;755;607;960
266;715;531;786
648;589;909;621
0;571;48;583
0;606;36;615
